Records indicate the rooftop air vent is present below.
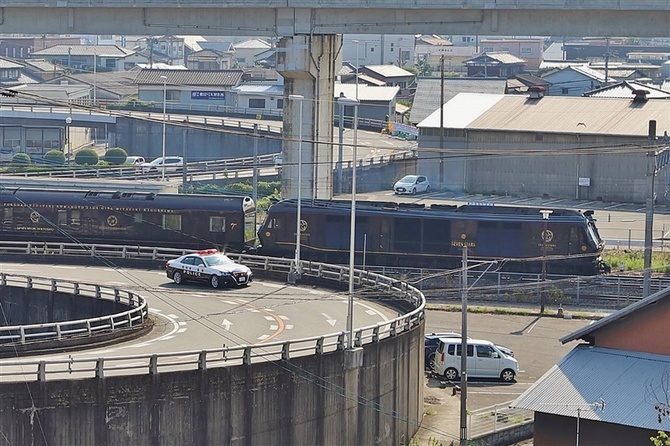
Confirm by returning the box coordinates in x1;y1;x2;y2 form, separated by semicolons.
633;89;649;103
528;86;545;99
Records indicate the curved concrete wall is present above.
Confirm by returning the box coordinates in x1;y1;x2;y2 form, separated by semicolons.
0;325;424;446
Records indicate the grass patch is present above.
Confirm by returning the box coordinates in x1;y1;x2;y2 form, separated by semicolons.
603;249;670;274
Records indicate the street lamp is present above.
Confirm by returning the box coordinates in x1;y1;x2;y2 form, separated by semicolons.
540;209;553;314
160;75;167;181
65;116;72;162
337;92;345;194
352;40;360;100
338;95;360;350
289;94;304;281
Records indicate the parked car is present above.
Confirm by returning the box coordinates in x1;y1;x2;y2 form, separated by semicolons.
393;175;430;195
125;155;146;165
140;156;183;174
425;333;514;370
165;249;252;288
432;338;519;382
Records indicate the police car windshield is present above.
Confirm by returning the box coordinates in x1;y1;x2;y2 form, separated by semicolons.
203;254;234;266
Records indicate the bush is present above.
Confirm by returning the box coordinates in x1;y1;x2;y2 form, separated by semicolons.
74;149;99;166
11;153;30;166
43;150;66;165
104;147;128;165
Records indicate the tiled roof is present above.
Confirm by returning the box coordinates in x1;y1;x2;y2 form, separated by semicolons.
0;58;23;69
466;52;527;65
234;38;271;50
47;71;139;98
21;59;60;72
512;345;670;432
135;69;243;86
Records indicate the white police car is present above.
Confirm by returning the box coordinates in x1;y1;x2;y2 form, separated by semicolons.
165;249;252;288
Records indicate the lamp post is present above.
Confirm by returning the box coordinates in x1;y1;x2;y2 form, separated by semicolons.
160;75;167;181
338;96;360;350
337;92;345;194
352;40;360;100
289;94;304;281
540;209;553;314
65;116;72;162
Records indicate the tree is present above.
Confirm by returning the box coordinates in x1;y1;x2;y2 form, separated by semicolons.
104;147;128;165
74;148;99;166
11;153;30;166
650;431;670;446
43;150;65;165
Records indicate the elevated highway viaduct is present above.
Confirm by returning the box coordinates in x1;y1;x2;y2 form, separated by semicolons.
1;0;665;200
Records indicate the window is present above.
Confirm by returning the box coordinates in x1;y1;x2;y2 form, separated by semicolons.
476;345;496;358
455;344;474;357
70;210;80;227
237;57;246;63
3;207;12;225
181;256;195;266
166;90;180;101
249;98;266;108
483;47;494;52
535;134;543;142
561;87;569;95
55;209;67;226
210;216;226;232
162;214;182;231
105;59;116;69
276;99;283;109
370;47;374;52
267;217;280;229
134;213;143;223
521;47;532;54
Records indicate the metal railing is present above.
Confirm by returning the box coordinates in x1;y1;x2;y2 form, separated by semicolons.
0;273;149;346
468;401;533;439
0;243;426;382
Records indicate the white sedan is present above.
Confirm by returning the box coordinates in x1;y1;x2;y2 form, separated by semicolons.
140;156;183;174
393;175;431;195
165;249;252;288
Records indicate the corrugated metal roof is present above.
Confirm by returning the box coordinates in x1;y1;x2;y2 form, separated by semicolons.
31;44;133;57
232;84;283;95
357;74;386;86
585;80;670;99
0;57;23;69
466;52;526;65
511;345;670;431
363;64;414;78
560;287;670;344
569;65;608;82
234;38;271;50
422;92;670;137
410;78;507;124
22;59;59;72
333;83;399;102
417;92;506;129
135;69;243;86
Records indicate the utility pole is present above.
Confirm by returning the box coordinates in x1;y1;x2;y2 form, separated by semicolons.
540;209;553;314
643;120;657;297
440;55;445;188
459;246;468;446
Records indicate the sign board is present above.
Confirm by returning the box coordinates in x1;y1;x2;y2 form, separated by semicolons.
191;91;226;100
578;177;591;187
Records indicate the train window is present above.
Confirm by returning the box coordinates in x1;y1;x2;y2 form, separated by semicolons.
267;218;280;229
394;218;421;253
3;208;12;225
57;210;67;226
210;216;226;232
423;219;451;253
162;214;182;231
134;213;143;223
70;210;80;227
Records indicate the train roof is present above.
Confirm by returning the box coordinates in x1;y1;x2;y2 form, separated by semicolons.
269;199;592;222
0;188;254;211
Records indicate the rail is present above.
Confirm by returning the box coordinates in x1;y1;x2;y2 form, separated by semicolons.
0;273;149;346
468;400;533;439
0;244;426;382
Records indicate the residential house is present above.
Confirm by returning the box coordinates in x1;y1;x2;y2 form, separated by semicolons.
463;52;527;78
584;80;670;99
42;71;139;104
145;36;185;66
409;77;507;125
186;49;234;70
233;39;271;68
135;69;243;110
333;83;399;122
506;73;550;94
20;59;64;82
541;65;608;96
0;36;81;59
343;35;415;67
254;48;277;68
30;44;149;72
414;35;452;64
418;45;477;75
358;64;416;92
480;39;544;70
512;288;670;445
231;82;284;115
0;58;31;88
588;62;660;82
415;92;670;201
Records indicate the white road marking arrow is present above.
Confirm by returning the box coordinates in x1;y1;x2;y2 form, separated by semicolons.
221;319;233;330
321;313;337;327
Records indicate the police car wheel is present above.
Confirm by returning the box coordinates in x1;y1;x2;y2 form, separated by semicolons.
173;271;185;285
210;275;221;289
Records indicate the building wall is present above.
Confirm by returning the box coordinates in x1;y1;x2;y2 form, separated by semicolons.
542;70;603;96
480;39;544;70
592;299;670;355
417;129;662;203
138;86;233;108
533;412;656;446
342;35;415;67
0;321;424;446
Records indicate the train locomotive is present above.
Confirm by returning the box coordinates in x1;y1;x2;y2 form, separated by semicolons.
0;188;256;252
257;199;609;275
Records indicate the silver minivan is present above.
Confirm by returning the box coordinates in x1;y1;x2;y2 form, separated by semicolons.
432;338;518;382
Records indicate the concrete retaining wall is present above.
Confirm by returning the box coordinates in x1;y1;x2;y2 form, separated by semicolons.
0;326;424;446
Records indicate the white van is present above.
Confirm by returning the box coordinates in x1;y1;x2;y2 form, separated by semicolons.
432;338;518;382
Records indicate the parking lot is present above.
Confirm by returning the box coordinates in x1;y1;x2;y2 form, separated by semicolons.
413;308;595;444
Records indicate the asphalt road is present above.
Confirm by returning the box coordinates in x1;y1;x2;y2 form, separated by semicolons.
0;262;399;367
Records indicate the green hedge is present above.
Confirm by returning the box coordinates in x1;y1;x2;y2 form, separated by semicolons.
74;148;99;166
104;147;128;165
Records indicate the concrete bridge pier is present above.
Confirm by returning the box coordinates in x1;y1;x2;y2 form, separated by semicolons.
278;34;341;200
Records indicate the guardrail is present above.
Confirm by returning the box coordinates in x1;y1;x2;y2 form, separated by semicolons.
0;273;149;346
0;242;425;382
468;401;533;439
